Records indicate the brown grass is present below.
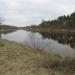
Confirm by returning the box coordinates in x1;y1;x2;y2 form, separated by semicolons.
0;39;75;75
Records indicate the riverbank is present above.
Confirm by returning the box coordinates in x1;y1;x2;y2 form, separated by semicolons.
0;25;18;33
0;29;17;34
25;28;75;33
0;39;75;75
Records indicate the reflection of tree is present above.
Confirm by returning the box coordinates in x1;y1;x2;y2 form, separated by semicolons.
0;32;1;39
0;30;16;39
39;32;75;49
28;32;36;49
28;32;42;49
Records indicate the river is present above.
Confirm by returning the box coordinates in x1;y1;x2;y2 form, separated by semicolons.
1;30;75;57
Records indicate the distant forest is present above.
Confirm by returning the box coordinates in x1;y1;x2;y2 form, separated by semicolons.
1;12;75;29
29;12;75;29
0;17;17;29
0;25;17;29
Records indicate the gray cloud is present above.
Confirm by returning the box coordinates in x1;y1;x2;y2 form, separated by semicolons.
0;0;75;27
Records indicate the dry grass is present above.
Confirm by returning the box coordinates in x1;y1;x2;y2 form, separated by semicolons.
0;39;75;75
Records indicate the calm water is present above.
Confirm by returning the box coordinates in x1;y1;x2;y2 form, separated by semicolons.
1;30;75;57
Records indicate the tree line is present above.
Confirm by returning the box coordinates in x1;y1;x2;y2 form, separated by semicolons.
0;17;17;29
0;25;17;29
29;12;75;29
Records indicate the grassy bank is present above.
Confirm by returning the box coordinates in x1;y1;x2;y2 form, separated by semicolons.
25;28;75;33
0;29;17;33
0;39;75;75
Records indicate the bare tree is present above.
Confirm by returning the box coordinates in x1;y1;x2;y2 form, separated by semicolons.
0;17;4;25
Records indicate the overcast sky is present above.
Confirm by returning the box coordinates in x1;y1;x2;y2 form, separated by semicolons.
0;0;75;27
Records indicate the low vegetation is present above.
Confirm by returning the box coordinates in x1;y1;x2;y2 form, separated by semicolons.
0;39;75;75
0;25;18;33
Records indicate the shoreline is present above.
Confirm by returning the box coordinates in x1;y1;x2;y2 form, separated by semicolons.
0;39;75;75
25;28;75;33
0;29;17;33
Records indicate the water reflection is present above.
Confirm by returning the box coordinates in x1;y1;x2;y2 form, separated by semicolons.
39;32;75;49
1;30;75;57
0;30;16;39
0;32;1;39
